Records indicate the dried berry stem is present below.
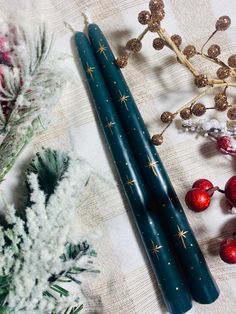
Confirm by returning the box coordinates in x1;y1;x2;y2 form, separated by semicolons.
160;118;175;135
122;25;232;85
157;28;234;86
120;7;235;145
214;82;236;88
123;27;149;62
138;27;149;41
197;52;229;69
157;28;198;76
201;30;218;54
137;25;233;84
158;89;212;135
158;82;236;135
181;82;236;108
175;88;212;114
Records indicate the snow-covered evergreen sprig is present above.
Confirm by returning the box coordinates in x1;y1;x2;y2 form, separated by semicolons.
0;148;98;313
0;20;67;182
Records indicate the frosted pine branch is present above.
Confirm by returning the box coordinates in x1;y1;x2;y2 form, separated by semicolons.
0;149;98;313
0;20;68;182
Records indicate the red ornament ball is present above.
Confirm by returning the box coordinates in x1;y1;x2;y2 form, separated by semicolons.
185;188;211;212
192;179;214;195
217;136;233;154
220;238;236;264
225;176;236;207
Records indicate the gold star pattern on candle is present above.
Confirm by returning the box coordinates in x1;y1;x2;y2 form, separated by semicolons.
146;156;158;177
175;225;188;249
119;90;129;111
86;63;95;80
126;175;136;193
150;240;162;260
105;118;116;135
97;41;108;60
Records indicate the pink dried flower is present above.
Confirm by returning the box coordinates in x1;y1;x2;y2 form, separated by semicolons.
1;51;11;64
0;36;9;52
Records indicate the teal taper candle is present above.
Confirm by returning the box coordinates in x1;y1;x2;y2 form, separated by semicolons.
88;23;219;304
74;31;192;314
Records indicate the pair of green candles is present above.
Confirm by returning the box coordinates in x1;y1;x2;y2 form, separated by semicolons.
74;22;219;314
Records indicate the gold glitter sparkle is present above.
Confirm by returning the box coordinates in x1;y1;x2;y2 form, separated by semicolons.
86;63;95;80
175;225;188;249
105;118;116;134
126;175;136;193
119;90;129;111
97;41;108;60
150;240;162;260
146;156;158;177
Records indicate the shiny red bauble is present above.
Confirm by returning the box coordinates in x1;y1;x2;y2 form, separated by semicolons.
217;136;233;154
219;238;236;264
225;176;236;207
192;179;214;196
185;188;211;212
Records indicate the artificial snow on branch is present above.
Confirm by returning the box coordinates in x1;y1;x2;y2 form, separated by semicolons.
0;20;68;182
0;148;98;314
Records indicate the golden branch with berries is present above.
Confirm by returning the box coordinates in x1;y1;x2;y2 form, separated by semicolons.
116;0;236;146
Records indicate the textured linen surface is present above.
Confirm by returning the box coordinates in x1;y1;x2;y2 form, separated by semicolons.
0;0;236;313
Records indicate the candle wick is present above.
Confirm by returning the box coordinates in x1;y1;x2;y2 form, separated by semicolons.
82;10;93;25
64;21;76;33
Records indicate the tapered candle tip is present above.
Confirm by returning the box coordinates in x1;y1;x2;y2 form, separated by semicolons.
83;10;93;25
